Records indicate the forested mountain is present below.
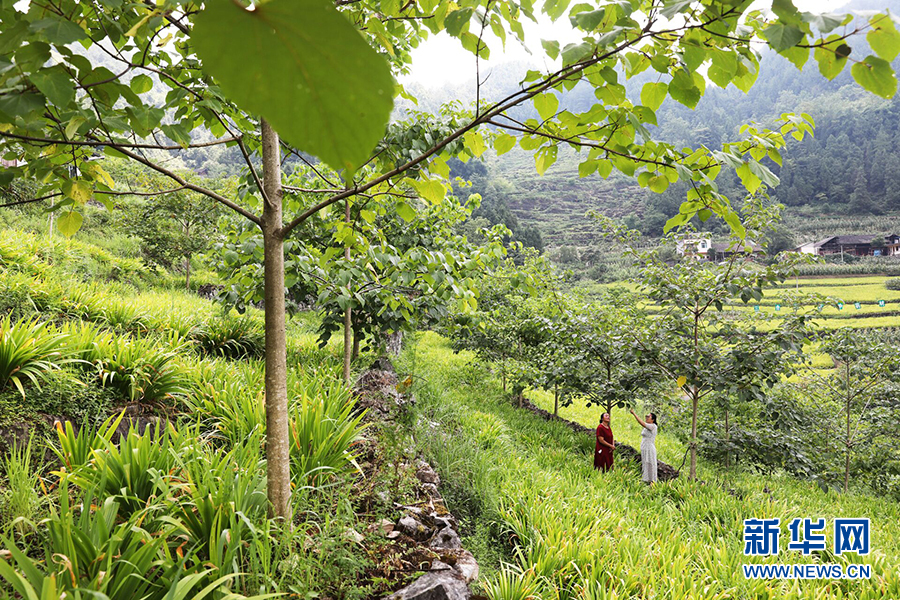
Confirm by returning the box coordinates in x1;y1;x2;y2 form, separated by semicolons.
410;0;900;247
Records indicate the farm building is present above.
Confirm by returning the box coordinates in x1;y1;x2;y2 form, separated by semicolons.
798;234;900;257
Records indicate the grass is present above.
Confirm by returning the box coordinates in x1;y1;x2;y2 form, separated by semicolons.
0;226;425;599
401;331;900;600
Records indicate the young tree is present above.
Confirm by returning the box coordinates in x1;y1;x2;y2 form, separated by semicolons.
801;329;900;493
3;0;897;516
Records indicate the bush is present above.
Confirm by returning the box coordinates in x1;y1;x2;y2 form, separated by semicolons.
191;314;264;359
887;277;900;291
0;315;75;396
289;378;368;484
96;336;191;403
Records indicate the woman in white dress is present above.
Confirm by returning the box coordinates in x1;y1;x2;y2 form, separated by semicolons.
629;408;658;484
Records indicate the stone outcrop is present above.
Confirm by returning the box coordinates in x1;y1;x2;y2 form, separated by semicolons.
353;360;478;600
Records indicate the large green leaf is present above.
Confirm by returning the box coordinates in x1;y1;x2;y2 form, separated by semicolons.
640;82;667;110
851;55;897;99
30;65;75;107
762;23;804;52
867;14;900;62
193;0;395;174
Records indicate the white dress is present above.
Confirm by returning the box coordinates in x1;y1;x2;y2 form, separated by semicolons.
640;423;658;483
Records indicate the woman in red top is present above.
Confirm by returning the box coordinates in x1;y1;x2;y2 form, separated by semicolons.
595;412;615;471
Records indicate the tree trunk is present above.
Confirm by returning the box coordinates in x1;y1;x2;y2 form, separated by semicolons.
342;199;352;383
553;383;559;418
689;388;699;480
352;329;360;361
261;119;291;521
724;408;730;469
844;379;851;493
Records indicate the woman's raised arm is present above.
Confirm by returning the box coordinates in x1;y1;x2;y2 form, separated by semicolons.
629;408;649;429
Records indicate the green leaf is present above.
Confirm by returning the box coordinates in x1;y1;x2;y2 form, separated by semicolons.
640;82;667;110
648;175;669;193
814;39;850;80
396;201;416;222
57;210;83;237
193;0;395;174
445;8;473;36
762;23;804;52
463;130;487;157
867;14;900;62
30;66;75;107
413;179;446;204
30;17;86;45
130;74;153;94
162;123;192;148
534;146;557;175
736;162;761;194
578;160;597;177
493;133;516;155
851;55;897;99
533;93;559;121
360;209;375;223
0;92;43;117
668;69;700;109
63;179;92;204
574;9;606;31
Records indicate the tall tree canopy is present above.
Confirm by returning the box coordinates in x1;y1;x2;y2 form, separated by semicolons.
2;0;898;516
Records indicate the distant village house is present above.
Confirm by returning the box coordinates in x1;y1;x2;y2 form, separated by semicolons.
676;235;765;261
796;234;900;257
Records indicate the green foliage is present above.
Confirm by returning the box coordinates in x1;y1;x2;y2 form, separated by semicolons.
289;379;368;484
887;277;900;290
0;315;75;396
191;314;264;360
0;434;42;537
96;336;190;403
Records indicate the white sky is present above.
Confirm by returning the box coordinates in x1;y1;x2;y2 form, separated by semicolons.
405;0;852;88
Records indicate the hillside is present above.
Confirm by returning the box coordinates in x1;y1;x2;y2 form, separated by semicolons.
413;0;900;247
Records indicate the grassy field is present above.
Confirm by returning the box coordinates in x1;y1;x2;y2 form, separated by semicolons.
403;332;900;600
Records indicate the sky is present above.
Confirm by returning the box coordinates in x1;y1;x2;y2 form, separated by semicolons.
404;0;853;88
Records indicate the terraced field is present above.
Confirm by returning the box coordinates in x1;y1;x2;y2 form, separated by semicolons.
585;274;900;331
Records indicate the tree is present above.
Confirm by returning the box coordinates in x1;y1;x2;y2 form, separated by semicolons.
598;199;814;479
801;329;900;493
116;168;226;288
3;0;898;516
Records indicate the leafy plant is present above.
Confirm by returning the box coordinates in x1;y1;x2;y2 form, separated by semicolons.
97;335;190;403
0;315;75;396
289;379;368;484
0;434;42;537
191;314;264;359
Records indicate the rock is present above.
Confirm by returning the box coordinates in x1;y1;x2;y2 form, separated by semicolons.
398;515;431;541
344;528;365;544
389;571;471;600
454;551;479;583
429;526;461;550
416;462;440;485
387;530;401;540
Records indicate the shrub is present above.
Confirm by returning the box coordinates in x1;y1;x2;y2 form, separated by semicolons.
289;378;368;484
97;336;191;403
0;315;74;396
191;314;264;359
887;277;900;291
